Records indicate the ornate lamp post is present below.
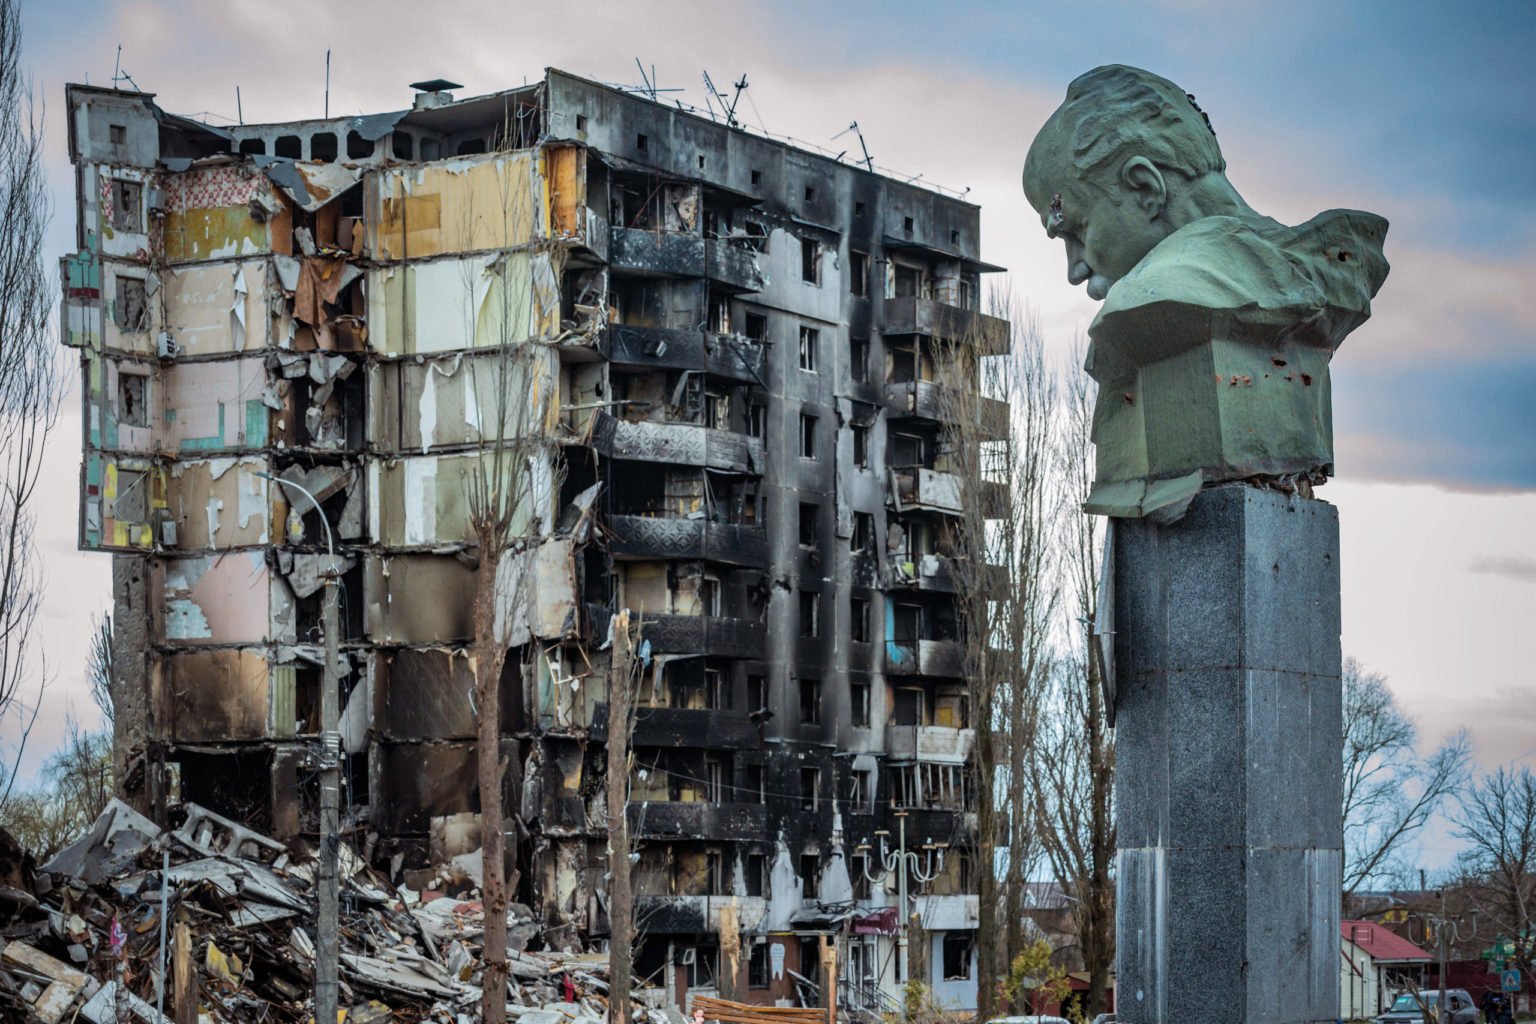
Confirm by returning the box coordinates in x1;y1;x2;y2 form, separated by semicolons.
857;810;947;991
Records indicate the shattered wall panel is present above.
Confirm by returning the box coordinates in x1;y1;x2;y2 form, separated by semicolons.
375;648;477;740
363;554;476;644
161;356;275;453
368;346;559;451
162;164;278;262
375;742;480;833
364;251;559;355
162;648;270;742
366;153;543;261
81;453;167;551
163;262;271;356
151;552;272;644
368;453;546;547
168;457;271;550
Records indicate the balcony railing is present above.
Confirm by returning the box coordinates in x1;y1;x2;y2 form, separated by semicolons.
883;296;1010;354
885;638;965;678
609;515;768;568
609;227;705;277
627;801;768;841
889;467;963;514
603;324;764;384
640;614;767;660
588;411;764;475
884;379;1008;437
633;895;769;935
631;706;760;749
885;725;976;764
705;239;765;291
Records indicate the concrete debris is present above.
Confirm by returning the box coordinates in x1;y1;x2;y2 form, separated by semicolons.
0;804;617;1023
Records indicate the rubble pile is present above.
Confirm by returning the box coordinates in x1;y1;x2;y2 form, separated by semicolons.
0;801;613;1023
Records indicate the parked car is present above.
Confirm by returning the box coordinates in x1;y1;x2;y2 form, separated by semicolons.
1377;989;1478;1024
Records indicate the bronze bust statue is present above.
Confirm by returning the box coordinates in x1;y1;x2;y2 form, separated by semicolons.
1024;65;1390;520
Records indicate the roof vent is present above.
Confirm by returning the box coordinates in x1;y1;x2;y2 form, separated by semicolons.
410;79;463;111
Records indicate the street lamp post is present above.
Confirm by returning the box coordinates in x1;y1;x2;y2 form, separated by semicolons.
857;811;947;994
257;472;341;1024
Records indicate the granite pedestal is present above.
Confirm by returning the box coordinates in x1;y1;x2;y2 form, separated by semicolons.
1113;484;1342;1024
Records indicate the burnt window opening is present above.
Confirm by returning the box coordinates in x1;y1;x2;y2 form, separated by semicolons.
888;340;919;383
798;502;819;547
943;932;975;981
704;389;731;430
855;200;866;216
850;335;870;383
117;372;148;428
851;766;874;812
346;131;375;159
800;851;819;894
893;263;923;300
798;326;819;372
950;229;961;246
852;424;869;469
803;185;816;203
115;276;148;332
310;132;339;163
705;760;725;805
747;674;767;714
959;275;978;311
903;215;915;235
110;179;142;233
745;765;766;805
238;137;266;156
274;134;303;159
636;133;649;152
850;251;869;297
575;114;588;132
750;169;762;186
748;941;770;988
683;943;719;990
697;154;706;170
391;132;414;160
799;413;817;459
707;291;731;333
293;561;365;644
851;854;871;899
957;847;975;892
109;123;126;146
293;664;322;734
800;236;820;284
890;432;926;469
174;750;272;835
455;137;487;156
852;512;875;554
748;403;766;440
851;682;871;727
705;666;728;709
851;597;870;644
744;311;768;343
738;220;769;253
799;677;821;723
799;591;819;638
893;686;924;727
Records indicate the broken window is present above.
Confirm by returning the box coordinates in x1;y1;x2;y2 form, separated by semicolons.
903;215;915;235
238;137;265;155
346;131;374;159
110;179;142;233
747;674;766;713
850;251;869;297
115;276;148;332
698;575;721;616
576;114;588;132
803;185;816;203
750;170;762;187
391;132;413;160
942;932;974;981
798;502;819;547
748;942;770;988
888;340;918;383
706;849;725;894
684;944;718;989
747;403;766;440
800;852;819;895
854;200;866;217
117;371;148;428
851;682;871;727
109;123;126;146
799;592;819;638
708;291;731;333
705;389;731;430
798;326;819;372
852;424;869;468
893;263;922;299
958;847;975;891
745;765;766;805
796;678;823;729
799;413;817;459
706;759;725;803
851;597;870;644
890;432;925;469
851;767;875;812
852;512;875;554
744;311;768;342
850;335;870;383
705;666;727;709
636;133;648;152
274;134;302;159
309;132;338;162
800;237;820;284
893;686;924;727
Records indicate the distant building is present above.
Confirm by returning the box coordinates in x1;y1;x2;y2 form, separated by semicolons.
1341;919;1432;1019
61;70;1008;1012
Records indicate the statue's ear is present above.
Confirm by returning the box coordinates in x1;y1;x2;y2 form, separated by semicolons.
1121;157;1167;217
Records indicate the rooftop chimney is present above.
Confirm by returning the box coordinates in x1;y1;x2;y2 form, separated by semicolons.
409;79;463;111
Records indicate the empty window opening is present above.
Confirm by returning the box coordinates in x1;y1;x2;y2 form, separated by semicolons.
854;200;866;216
747;674;767;713
238;137;265;156
346;131;375;159
390;132;414;160
800;769;821;813
850;335;870;383
799;678;821;724
799;591;820;637
851;767;875;812
799;502;819;547
943;933;975;981
748;403;766;440
636;133;649;151
903;215;915;234
750;169;762;186
800;236;821;283
852;682;871;727
744;311;768;343
799;413;817;458
803;185;816;203
309;132;338;162
118;372;148;428
951;229;961;246
697;153;706;170
890;432;926;469
850;251;869;297
852;424;869;468
419;137;443;161
748;942;770;988
800;851;820;894
798;326;819;372
853;512;875;554
705;760;724;804
575;114;588;132
274;134;303;159
893;264;923;300
745;765;766;805
455;137;487;155
851;597;870;644
110;179;142;233
115;276;148;332
108;123;126;146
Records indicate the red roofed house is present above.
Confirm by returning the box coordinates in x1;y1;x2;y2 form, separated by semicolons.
1342;919;1433;1019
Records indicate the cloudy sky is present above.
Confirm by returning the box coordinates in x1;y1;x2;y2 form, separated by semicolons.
10;1;1535;866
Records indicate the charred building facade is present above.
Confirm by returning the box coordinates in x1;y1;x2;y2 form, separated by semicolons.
62;71;1009;1011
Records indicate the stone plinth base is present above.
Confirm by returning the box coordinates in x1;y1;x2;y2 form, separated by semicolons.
1112;484;1342;1024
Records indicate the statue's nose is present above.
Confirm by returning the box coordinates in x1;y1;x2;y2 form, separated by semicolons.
1065;238;1091;285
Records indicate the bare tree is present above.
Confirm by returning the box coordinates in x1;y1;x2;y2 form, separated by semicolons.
935;294;1059;1017
1341;657;1469;899
0;0;65;807
1453;767;1536;991
88;613;115;725
606;609;641;1024
1028;348;1114;1015
6;715;113;858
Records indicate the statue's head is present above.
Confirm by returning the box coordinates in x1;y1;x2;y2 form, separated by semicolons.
1024;65;1230;300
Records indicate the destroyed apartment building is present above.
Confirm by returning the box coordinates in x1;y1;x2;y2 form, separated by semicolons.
60;69;1010;1011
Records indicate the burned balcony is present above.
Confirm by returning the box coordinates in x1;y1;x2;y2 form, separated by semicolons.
884;296;1010;355
885;554;1006;595
884;379;1008;438
640;615;768;660
609;227;705;278
885;638;966;678
885;725;976;764
631;706;760;749
626;801;769;841
588;410;763;475
633;895;769;936
603;324;764;384
704;239;765;292
609;515;767;569
887;467;1005;517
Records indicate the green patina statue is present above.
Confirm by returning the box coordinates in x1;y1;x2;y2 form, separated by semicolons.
1024;65;1390;520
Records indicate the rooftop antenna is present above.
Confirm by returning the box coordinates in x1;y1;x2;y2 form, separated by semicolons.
324;49;331;118
702;71;749;128
833;121;873;172
111;45;140;93
634;58;657;101
236;86;243;125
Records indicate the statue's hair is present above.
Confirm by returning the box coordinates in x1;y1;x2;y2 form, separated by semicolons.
1040;65;1225;184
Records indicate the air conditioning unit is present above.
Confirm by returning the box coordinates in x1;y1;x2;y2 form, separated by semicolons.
156;331;178;360
678;947;696;966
